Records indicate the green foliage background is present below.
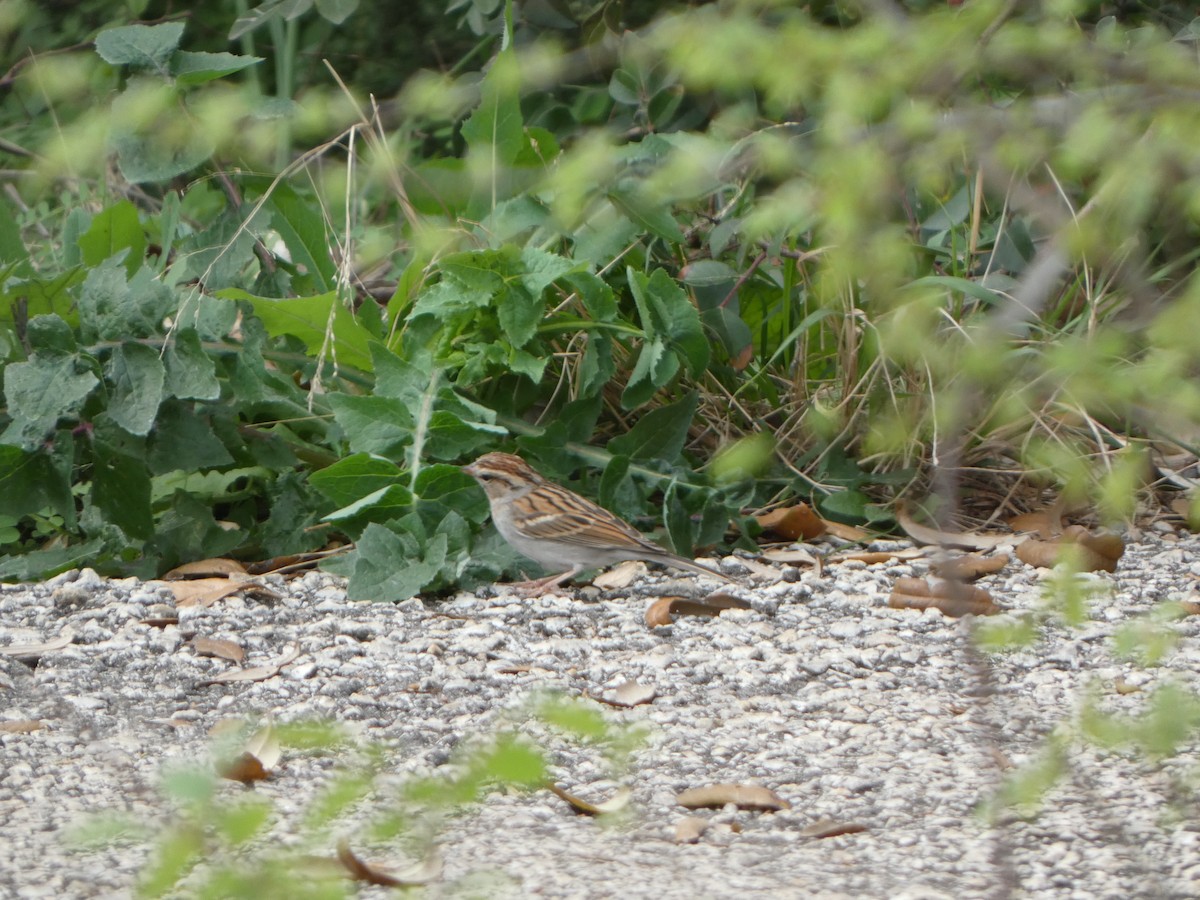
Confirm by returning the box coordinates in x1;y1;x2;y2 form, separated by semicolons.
2;0;1200;594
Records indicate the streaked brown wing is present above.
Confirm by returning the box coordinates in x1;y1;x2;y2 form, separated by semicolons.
514;489;656;550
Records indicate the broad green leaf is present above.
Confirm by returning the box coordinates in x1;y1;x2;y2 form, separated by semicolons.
424;410;506;460
0;271;84;328
263;184;337;292
0;355;98;451
105;343;165;437
77;201;146;277
219;289;375;373
149;491;244;569
0;537;109;581
327;394;414;457
621;338;678;408
0;444;72;521
346;523;447;601
229;0;314;40
908;275;1004;308
461;50;524;167
495;284;541;347
94;23;185;70
26;315;76;356
663;479;693;557
413;465;489;524
77;262;174;342
518;247;580;296
608;392;698;461
818;489;871;522
608;188;683;243
315;0;359;24
324;484;414;523
164;329;220;401
170;51;263;85
629;268;709;375
91;422;153;540
147;400;234;474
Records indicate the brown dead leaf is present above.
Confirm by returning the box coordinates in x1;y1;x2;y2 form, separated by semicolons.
760;547;821;566
165;558;248;578
1014;525;1125;573
823;520;871;542
203;645;300;685
163;578;245;608
599;681;657;708
676;783;790;812
0;628;74;660
1008;499;1064;538
888;577;1001;617
593;560;643;590
756;504;826;541
140;604;179;627
548;783;632;816
896;501;1019;551
930;553;1009;581
221;752;270;784
0;720;46;734
243;722;281;770
1113;676;1141;695
645;594;753;628
800;819;869;839
191;636;246;664
733;556;786;581
1179;600;1200;617
336;840;441;887
674;815;709;843
829;547;930;565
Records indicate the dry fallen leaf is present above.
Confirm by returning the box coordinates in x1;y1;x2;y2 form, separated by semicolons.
221;752;270;785
760;547;822;566
896;501;1019;551
0;720;46;734
592;560;644;590
1008;501;1064;538
336;840;442;887
0;628;74;661
676;784;790;812
823;520;871;542
733;556;786;581
547;783;633;816
800;819;869;839
674;815;709;843
888;577;1001;617
645;594;753;628
929;553;1009;581
191;636;246;664
756;504;826;541
600;680;657;708
829;548;929;565
203;645;300;685
1014;525;1125;573
165;558;249;578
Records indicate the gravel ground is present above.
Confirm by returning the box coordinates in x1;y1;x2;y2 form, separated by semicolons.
2;531;1200;899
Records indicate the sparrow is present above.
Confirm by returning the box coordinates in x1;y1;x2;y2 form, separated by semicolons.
463;451;732;593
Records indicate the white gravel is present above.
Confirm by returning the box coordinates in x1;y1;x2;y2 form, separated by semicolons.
2;532;1200;899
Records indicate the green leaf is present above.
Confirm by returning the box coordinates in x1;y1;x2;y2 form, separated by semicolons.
608;392;698;461
229;0;313;40
315;0;359;24
149;491;244;569
170;51;263;85
263;185;337;292
518;247;580;296
0;444;73;521
147;400;234;474
105;343;165;437
413;465;489;524
818;489;870;522
621;338;677;408
91;421;153;540
629;268;709;374
495;284;542;347
1;355;98;451
0;197;32;276
219;289;375;373
608;188;683;243
26;315;76;356
77;263;174;342
663;479;693;557
94;23;185;71
328;394;414;458
461;51;524;167
77;201;146;277
164;329;220;401
308;454;402;507
0;537;110;581
346;523;447;601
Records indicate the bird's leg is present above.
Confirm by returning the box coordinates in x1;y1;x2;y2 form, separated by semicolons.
506;565;584;597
